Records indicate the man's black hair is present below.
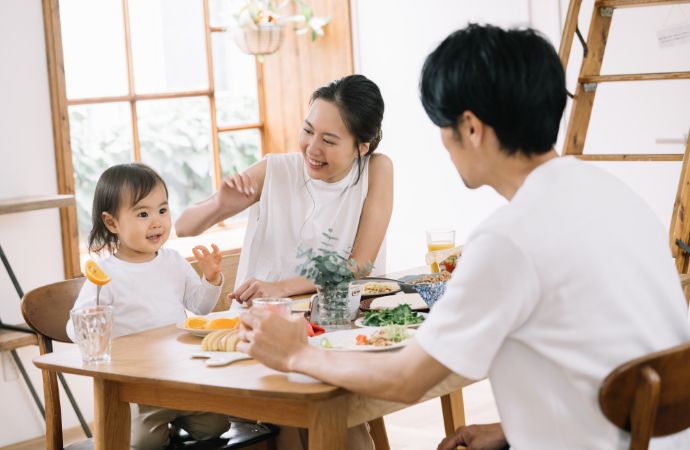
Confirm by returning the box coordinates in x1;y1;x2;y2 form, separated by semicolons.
420;24;567;156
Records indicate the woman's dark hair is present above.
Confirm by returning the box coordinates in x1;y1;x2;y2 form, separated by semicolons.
88;162;168;256
310;74;384;185
420;24;567;157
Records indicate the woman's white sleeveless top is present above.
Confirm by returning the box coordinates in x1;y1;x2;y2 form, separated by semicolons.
233;153;385;308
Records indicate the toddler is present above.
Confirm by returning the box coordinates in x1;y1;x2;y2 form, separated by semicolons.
66;162;229;449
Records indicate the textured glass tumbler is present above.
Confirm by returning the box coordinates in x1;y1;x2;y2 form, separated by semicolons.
70;305;114;364
316;284;351;331
254;298;292;317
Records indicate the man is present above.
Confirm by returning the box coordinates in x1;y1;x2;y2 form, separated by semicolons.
237;24;690;450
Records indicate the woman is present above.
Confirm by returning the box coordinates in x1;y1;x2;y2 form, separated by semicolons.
176;75;393;307
175;75;392;449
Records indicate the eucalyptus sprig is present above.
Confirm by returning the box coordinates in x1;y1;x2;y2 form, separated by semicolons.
294;228;374;287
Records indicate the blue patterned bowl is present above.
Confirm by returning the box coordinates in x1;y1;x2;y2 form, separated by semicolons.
414;282;446;309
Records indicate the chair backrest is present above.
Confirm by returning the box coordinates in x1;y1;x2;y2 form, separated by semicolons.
190;253;240;312
599;341;690;450
21;277;86;343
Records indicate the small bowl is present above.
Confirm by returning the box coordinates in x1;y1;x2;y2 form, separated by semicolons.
398;274;436;293
414;282;446;309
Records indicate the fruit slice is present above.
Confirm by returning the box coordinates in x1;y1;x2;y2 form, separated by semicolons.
204;318;239;330
185;317;210;329
219;330;238;351
84;260;112;286
201;333;213;352
225;332;241;352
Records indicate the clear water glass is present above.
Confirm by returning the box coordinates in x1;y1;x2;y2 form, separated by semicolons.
70;305;114;364
316;284;351;331
253;298;292;317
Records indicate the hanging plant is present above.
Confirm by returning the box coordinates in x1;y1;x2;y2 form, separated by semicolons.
233;0;332;58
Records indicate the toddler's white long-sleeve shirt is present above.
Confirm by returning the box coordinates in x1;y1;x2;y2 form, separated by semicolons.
66;248;222;341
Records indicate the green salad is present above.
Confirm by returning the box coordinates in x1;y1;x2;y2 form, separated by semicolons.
362;304;425;327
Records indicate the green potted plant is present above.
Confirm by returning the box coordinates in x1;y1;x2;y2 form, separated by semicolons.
295;229;373;330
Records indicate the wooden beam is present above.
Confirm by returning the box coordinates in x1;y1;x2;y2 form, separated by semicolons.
574;154;683;161
0;195;74;216
580;72;690;83
203;0;222;190
217;122;263;133
558;0;584;72
42;0;82;279
67;89;214;106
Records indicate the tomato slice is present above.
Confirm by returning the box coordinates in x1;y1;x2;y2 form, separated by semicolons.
356;335;367;345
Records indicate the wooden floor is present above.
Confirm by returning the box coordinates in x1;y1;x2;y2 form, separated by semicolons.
1;380;498;450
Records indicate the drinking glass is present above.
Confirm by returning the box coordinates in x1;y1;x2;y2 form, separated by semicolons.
70;305;115;364
426;229;456;273
253;298;292;317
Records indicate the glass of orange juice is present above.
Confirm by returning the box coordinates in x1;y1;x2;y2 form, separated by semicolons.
426;229;456;273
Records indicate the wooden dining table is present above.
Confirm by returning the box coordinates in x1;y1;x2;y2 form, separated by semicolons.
32;267;476;450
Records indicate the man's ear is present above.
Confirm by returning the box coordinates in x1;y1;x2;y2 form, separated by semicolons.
102;212;118;235
462;111;485;149
358;142;371;157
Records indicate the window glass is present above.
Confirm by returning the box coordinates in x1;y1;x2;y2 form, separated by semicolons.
137;97;214;226
61;0;129;99
218;128;262;225
69;103;134;246
129;0;209;94
208;0;246;28
212;32;260;127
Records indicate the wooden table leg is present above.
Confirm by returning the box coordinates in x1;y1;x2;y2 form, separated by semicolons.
308;396;348;450
441;389;466;437
94;379;130;450
368;417;390;450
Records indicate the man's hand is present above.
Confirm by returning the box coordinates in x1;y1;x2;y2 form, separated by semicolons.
230;278;285;306
236;308;309;372
192;244;222;286
437;423;508;450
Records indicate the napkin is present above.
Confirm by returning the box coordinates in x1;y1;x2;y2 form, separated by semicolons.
425;245;463;265
370;293;428;310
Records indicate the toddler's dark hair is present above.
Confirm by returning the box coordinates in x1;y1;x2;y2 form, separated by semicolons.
88;162;168;256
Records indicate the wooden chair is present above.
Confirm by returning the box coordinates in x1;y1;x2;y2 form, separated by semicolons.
20;277;279;450
599;341;690;450
189;253;394;450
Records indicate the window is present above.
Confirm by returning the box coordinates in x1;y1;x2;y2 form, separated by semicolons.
61;0;264;249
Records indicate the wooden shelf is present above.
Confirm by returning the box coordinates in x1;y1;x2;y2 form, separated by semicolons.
574;154;684;161
580;72;690;83
0;195;75;216
0;325;37;352
596;0;690;7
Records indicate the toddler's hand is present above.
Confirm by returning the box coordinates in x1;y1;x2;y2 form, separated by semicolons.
193;244;222;286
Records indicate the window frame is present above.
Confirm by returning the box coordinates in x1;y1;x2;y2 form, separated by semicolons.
43;0;266;278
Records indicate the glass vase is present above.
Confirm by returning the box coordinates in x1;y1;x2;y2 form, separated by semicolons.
315;283;351;331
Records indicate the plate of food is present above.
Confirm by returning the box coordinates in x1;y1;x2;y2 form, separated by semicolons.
355;304;427;328
291;298;312;312
176;311;243;337
399;271;452;293
359;293;429;312
361;279;402;299
308;325;415;352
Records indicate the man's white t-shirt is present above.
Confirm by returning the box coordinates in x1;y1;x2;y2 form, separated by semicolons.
67;248;222;341
416;157;690;450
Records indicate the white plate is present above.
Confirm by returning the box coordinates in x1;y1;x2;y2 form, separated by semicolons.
175;310;243;337
308;328;415;352
291;298;312;312
354;312;428;328
361;279;402;299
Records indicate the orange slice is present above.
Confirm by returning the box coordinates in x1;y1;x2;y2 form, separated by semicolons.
203;317;240;330
184;317;210;329
84;260;112;286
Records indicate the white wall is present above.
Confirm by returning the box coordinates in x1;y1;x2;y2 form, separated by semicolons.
0;0;94;445
352;0;690;273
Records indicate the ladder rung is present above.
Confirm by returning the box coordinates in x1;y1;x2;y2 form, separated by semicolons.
596;0;690;7
580;72;690;83
574;154;683;161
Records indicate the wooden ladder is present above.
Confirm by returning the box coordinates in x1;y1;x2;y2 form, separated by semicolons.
558;0;690;273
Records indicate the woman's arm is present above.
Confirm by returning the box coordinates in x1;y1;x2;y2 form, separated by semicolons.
350;153;394;274
175;159;268;237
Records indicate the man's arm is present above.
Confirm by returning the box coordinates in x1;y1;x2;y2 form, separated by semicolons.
237;308;452;403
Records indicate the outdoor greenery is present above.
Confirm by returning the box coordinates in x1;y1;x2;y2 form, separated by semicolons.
294;229;374;287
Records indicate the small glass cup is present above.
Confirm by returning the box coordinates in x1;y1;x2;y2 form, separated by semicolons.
253;298;292;317
70;305;114;364
426;228;456;273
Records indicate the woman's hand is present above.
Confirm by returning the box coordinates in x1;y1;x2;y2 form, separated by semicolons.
192;244;222;286
230;278;286;306
218;172;259;209
437;423;508;450
236;308;309;372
